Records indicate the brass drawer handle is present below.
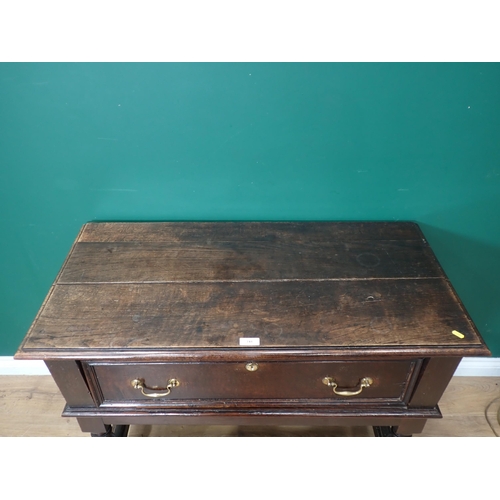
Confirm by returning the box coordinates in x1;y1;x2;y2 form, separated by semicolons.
322;376;373;396
132;378;179;398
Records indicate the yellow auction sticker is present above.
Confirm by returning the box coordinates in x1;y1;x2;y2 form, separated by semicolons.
452;330;465;339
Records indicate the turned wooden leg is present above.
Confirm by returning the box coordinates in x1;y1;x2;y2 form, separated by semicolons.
373;419;426;437
77;417;129;437
111;425;130;437
373;426;412;437
90;424;130;437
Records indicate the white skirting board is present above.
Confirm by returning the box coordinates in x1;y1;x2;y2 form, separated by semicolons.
453;357;500;377
0;356;499;376
0;358;50;375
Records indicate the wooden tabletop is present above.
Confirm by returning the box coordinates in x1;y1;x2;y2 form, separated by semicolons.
16;222;490;359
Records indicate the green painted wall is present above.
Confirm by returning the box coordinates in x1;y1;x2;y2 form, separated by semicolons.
1;63;499;356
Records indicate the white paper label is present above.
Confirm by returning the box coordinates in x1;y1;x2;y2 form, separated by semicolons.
239;337;260;346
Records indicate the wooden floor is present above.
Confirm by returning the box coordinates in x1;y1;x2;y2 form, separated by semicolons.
1;375;499;437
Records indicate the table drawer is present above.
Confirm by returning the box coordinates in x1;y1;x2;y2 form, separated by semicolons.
87;359;419;404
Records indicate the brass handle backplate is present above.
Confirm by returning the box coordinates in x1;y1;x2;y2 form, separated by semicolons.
245;362;259;372
322;376;373;396
132;378;179;398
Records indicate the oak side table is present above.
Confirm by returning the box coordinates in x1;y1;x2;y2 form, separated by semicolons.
15;222;491;436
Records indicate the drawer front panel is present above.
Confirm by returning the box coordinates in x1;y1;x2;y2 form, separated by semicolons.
89;359;418;403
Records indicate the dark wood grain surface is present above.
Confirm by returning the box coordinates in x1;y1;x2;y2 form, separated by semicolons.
16;222;489;358
77;221;428;243
14;222;492;437
60;222;443;282
90;359;416;402
22;279;481;351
